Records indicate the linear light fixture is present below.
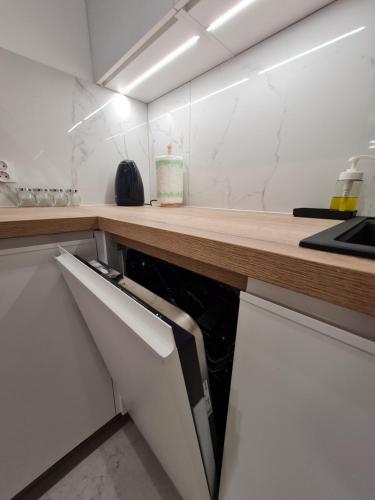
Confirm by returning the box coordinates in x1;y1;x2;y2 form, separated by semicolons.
369;140;375;144
258;26;365;75
121;35;200;95
369;145;375;149
206;0;256;32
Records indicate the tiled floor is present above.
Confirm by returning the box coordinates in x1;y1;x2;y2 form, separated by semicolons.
39;421;182;500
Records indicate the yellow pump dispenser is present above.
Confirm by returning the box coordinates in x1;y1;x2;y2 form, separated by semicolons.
330;155;375;211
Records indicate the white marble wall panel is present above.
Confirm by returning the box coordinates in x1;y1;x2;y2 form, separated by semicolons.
148;0;375;215
0;48;149;206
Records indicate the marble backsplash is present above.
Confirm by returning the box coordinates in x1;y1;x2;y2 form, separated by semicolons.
2;0;375;215
148;0;375;215
0;48;149;206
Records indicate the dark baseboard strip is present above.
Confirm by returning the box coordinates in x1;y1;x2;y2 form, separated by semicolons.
12;413;130;500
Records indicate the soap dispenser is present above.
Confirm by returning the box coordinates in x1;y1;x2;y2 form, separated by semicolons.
330;155;375;211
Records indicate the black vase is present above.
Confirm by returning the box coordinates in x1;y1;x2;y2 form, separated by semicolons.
115;160;144;206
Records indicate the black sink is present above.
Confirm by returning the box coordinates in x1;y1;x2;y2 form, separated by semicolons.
300;217;375;259
338;219;375;246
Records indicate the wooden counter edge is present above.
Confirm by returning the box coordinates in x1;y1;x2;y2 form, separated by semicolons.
100;217;375;318
0;210;372;317
113;235;248;290
0;216;98;239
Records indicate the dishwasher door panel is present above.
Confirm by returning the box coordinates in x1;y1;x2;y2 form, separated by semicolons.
56;249;211;500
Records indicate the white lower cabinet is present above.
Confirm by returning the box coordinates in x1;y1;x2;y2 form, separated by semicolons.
5;228;374;500
220;291;375;500
0;234;115;499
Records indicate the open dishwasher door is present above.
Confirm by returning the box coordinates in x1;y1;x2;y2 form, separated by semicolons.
55;248;216;500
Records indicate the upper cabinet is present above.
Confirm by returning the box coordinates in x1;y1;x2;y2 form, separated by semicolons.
86;0;183;82
88;0;334;103
188;0;333;54
107;13;229;102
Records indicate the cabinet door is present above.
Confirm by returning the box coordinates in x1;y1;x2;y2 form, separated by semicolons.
220;292;375;500
56;249;212;500
0;237;115;500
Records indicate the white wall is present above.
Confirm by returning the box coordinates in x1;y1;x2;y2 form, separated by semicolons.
86;0;175;82
0;48;150;206
0;0;93;81
148;0;375;216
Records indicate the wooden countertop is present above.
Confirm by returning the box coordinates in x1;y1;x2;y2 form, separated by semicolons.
0;206;374;317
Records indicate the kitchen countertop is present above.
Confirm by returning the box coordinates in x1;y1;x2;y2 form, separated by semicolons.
0;205;374;317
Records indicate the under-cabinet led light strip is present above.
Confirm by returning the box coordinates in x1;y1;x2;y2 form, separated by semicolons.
66;34;201;134
206;0;257;32
120;35;200;95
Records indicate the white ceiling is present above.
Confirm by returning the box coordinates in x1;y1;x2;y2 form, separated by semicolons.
0;0;93;81
105;0;334;103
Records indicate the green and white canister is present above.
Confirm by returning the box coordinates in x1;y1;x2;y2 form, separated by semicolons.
155;144;183;207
